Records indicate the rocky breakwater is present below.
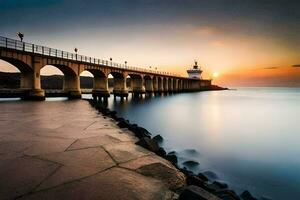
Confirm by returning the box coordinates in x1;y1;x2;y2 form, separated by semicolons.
89;99;264;200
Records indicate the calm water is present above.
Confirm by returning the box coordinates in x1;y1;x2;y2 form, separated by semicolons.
89;87;300;200
1;87;300;199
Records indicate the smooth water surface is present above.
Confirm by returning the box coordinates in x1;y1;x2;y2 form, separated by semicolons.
95;88;300;200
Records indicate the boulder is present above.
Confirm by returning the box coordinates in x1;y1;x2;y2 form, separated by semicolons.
179;167;194;176
260;196;272;200
165;154;178;165
117;119;130;128
205;181;228;193
168;151;177;155
116;117;125;122
179;185;221;200
135;137;160;152
214;189;240;200
203;171;218;180
197;173;209;182
108;111;117;119
153;135;164;143
183;149;200;156
182;160;200;167
129;125;151;138
137;162;186;190
240;190;257;200
155;147;167;157
212;181;228;189
186;175;206;187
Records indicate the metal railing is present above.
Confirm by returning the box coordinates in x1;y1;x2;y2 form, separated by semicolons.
0;36;181;77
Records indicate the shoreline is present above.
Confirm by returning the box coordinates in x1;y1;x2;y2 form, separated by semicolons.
87;98;261;200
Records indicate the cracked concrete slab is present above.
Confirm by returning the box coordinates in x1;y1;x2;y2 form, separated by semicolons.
103;142;152;163
36;147;116;190
0;156;59;200
20;167;173;200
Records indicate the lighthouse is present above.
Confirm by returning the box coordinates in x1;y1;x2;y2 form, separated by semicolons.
187;61;203;79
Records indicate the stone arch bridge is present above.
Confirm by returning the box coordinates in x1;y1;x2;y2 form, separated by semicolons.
0;36;211;100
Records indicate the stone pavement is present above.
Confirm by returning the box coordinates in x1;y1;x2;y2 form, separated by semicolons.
0;100;185;200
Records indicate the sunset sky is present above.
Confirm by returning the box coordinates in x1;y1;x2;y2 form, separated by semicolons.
0;0;299;87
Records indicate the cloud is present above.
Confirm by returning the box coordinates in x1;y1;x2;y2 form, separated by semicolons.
196;26;219;36
210;40;225;47
292;64;300;68
264;67;278;70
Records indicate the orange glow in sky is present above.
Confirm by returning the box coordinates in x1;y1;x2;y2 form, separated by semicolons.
0;0;299;87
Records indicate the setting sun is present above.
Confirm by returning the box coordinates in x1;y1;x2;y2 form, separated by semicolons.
213;72;219;78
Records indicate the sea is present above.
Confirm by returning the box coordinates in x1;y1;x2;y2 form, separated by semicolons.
1;87;300;200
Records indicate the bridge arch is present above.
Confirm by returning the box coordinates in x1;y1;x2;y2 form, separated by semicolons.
0;57;34;90
40;64;81;98
128;73;144;95
108;71;128;98
80;68;109;97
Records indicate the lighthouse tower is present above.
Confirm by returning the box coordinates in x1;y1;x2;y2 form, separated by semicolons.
187;61;203;79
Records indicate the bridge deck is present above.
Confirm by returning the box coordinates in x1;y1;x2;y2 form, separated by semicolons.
0;36;181;78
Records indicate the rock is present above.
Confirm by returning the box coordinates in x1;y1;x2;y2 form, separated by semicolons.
212;181;228;189
168;151;177;155
203;171;218;180
205;181;228;193
240;190;257;200
186;175;206;187
117;119;130;128
179;167;194;176
260;196;272;200
108;111;117;119
183;149;200;156
137;162;186;190
129;125;151;138
197;173;209;182
116;117;125;122
135;137;160;152
153;135;163;143
155;147;166;157
165;154;178;165
179;185;222;200
182;160;200;167
214;189;241;200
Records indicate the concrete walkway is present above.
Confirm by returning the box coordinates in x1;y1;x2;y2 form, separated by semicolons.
0;100;185;200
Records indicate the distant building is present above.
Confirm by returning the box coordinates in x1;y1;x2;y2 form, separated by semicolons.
187;61;203;79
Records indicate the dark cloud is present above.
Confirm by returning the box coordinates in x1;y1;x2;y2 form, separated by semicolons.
292;64;300;68
264;67;278;70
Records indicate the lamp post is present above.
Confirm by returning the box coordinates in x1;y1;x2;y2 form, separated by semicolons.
110;58;112;66
125;61;127;67
17;32;24;42
74;48;78;60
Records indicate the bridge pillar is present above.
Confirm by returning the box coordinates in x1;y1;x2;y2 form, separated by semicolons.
113;76;128;99
163;78;168;93
152;77;158;93
131;76;145;96
144;76;153;94
168;78;173;93
173;79;179;92
92;76;110;98
21;58;45;100
63;74;81;99
157;77;164;94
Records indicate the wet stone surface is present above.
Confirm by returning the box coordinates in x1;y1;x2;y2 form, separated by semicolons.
0;100;184;200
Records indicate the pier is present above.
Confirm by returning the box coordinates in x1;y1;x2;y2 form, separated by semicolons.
0;36;212;100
